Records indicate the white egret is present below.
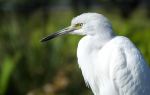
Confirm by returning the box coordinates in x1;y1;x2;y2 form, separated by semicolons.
41;13;150;95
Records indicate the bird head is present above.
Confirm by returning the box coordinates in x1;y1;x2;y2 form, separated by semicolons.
41;13;112;42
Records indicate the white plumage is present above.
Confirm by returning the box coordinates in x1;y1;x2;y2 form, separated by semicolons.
41;13;150;95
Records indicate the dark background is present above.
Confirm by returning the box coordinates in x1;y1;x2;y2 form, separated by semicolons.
0;0;150;95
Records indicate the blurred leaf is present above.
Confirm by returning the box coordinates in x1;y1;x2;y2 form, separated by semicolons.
0;53;21;95
0;57;14;95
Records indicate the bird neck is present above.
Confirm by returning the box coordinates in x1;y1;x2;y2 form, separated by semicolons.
93;28;115;48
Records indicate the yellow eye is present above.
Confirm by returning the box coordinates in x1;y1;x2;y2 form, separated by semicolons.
75;23;83;29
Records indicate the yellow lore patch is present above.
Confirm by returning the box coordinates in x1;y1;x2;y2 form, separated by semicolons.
74;23;83;29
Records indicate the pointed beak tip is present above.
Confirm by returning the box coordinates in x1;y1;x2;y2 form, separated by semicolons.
40;39;44;43
40;38;47;43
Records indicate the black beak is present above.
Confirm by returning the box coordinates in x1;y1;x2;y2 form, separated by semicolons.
41;26;75;42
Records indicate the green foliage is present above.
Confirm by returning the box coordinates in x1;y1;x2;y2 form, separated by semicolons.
0;53;20;95
0;57;14;95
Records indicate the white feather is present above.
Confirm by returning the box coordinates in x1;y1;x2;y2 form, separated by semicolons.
75;13;150;95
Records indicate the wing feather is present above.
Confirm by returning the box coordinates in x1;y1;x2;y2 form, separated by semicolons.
110;39;150;95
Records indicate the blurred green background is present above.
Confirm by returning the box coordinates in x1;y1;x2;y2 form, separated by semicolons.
0;0;150;95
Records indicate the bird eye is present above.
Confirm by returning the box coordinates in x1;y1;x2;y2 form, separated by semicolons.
75;23;83;29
